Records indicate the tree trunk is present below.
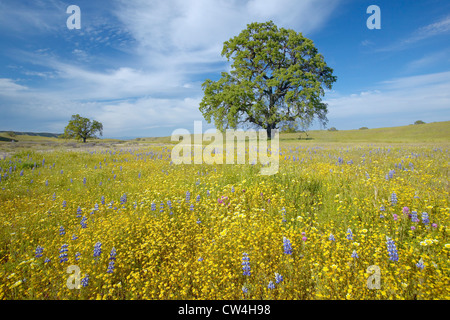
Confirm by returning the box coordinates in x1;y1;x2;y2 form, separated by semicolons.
83;137;86;143
266;124;275;140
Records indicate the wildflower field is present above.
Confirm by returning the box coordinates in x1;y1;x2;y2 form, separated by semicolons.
0;142;449;300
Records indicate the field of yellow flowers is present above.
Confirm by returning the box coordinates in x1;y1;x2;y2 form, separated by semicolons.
0;143;449;300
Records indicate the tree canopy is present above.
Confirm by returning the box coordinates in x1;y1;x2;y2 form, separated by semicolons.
199;21;337;138
61;114;103;143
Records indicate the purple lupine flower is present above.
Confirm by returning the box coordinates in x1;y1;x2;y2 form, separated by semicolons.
59;226;65;236
391;193;398;206
421;212;429;225
81;274;89;287
416;258;424;270
275;272;283;284
329;234;335;241
386;237;398;262
76;207;82;218
242;252;251;276
351;250;358;258
346;228;353;240
93;241;102;258
283;237;292;255
268;281;275;290
59;244;68;263
411;211;419;222
35;246;44;258
106;247;116;274
80;216;87;228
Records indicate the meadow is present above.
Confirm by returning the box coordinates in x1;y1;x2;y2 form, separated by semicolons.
0;125;449;300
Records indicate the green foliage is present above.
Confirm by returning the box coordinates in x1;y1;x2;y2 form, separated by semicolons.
199;21;337;138
61;114;103;143
414;120;425;125
328;127;337;131
359;127;369;130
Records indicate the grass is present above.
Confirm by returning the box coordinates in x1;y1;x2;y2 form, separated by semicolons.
0;121;448;300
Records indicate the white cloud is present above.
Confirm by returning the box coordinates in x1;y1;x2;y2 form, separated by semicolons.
378;15;450;52
0;78;28;94
325;71;450;125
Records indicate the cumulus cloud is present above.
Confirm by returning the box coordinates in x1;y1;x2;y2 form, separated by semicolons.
325;71;450;127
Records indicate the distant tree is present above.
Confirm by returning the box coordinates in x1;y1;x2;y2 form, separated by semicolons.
6;131;16;137
328;127;337;131
199;21;337;139
359;127;369;130
62;114;103;143
414;120;425;125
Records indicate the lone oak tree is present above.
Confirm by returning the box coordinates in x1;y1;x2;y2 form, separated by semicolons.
199;21;337;138
62;114;103;143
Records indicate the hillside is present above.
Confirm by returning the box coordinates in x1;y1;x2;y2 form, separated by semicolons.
135;120;450;144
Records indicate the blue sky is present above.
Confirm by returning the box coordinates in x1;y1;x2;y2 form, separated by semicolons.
0;0;449;139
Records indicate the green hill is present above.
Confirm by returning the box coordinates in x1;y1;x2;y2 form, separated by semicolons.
281;121;450;143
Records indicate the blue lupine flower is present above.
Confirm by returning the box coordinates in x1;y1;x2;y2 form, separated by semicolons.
351;250;358;258
386;237;399;262
151;202;156;211
416;258;424;270
45;180;48;187
189;204;194;211
346;228;353;240
59;244;68;263
186;191;190;202
80;216;87;228
75;252;81;261
206;190;210;197
283;237;292;255
101;196;105;205
329;234;335;241
242;252;251;276
275;272;283;284
76;207;82;218
388;169;395;179
268;281;275;290
411;211;419;222
160;202;164;212
19;170;24;176
421;212;429;225
35;246;44;258
52;193;56;201
198;257;203;262
196;195;201;202
391;193;398;206
167;200;172;209
59;226;65;236
138;172;141;179
72;234;78;241
242;286;248;294
44;258;50;264
93;242;102;258
120;194;127;205
107;247;116;274
231;186;235;193
81;274;89;287
83;177;86;185
94;203;99;211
